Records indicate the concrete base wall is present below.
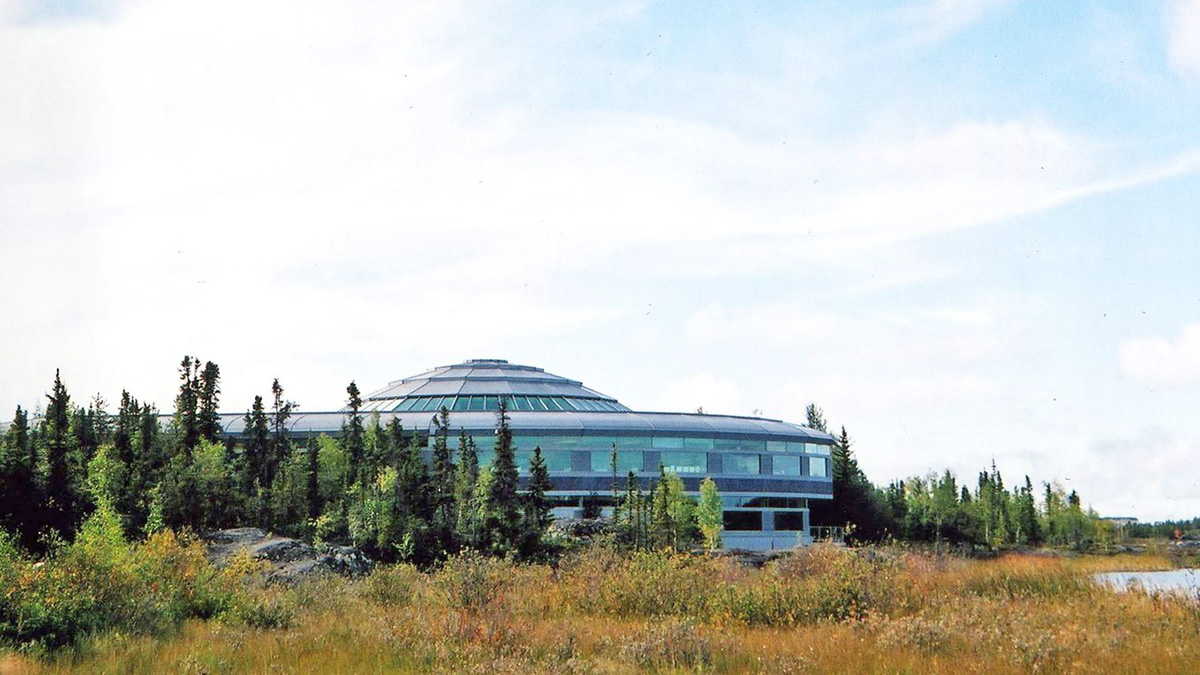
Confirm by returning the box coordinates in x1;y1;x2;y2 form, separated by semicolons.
722;531;811;551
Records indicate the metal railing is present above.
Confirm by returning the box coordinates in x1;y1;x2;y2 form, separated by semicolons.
810;525;847;542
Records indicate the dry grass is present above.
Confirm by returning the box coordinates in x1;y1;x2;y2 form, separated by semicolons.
7;544;1199;674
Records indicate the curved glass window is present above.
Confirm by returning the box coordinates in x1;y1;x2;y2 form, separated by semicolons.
773;455;801;476
590;450;642;473
660;451;705;474
724;454;760;474
387;395;623;413
809;457;828;477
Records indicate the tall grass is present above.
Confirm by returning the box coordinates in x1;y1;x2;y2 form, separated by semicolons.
5;539;1200;673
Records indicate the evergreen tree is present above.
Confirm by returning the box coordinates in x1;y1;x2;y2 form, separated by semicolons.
173;356;201;458
521;445;553;555
42;369;81;538
113;392;136;469
697;477;723;552
651;466;674;550
0;406;40;549
305;436;321;521
365;412;384;477
805;403;829;433
619;470;649;551
343;381;365;488
454;430;480;548
197;361;222;443
483;399;520;555
1015;476;1041;545
430;407;457;548
242;395;270;523
269;378;295;489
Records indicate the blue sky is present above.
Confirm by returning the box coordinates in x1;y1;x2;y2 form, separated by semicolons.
2;0;1199;520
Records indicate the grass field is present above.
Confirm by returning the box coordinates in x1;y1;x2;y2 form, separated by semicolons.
3;543;1198;674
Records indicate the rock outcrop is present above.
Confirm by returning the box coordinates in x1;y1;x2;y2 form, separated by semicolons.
204;528;373;583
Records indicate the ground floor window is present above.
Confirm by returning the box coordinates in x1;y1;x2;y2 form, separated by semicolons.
773;511;807;531
723;510;763;531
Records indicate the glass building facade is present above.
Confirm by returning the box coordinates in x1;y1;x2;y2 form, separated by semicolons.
219;359;835;550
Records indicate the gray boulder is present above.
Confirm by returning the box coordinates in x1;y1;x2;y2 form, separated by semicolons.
204;528;374;583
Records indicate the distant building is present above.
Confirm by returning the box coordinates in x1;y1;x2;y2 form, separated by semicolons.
1102;517;1138;529
217;359;835;550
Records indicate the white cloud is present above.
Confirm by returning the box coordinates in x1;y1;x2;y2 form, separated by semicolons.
897;0;1013;48
1074;431;1200;521
1120;323;1200;386
1167;0;1200;79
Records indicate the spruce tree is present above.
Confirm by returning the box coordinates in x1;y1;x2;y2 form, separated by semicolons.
42;369;81;538
522;445;553;555
306;436;322;521
197;361;222;443
0;406;40;549
173;356;201;458
806;403;829;433
343;381;365;488
454;430;479;547
269;378;294;488
483;399;520;555
651;466;673;550
242;395;271;522
430;407;456;547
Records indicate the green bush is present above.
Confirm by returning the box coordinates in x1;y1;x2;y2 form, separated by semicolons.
0;509;244;651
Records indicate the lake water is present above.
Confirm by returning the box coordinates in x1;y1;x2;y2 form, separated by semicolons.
1094;569;1200;596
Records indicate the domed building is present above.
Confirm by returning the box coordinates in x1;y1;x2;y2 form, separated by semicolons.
223;359;834;550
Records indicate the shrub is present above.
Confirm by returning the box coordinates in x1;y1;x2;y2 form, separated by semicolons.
362;563;422;607
433;551;512;610
0;512;245;651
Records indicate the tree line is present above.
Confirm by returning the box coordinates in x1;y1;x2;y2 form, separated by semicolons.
805;404;1117;550
0;359;560;565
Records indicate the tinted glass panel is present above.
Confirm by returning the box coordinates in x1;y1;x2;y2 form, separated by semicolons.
453;396;471;411
583;436;617;450
543;450;572;473
483;396;498;411
724;454;760;474
774;511;806;531
766;441;786;453
773;455;801;476
684;437;714;451
809;457;828;477
395;398;419;412
653;437;685;450
660;451;705;474
590;450;642;473
468;396;485;411
515;450;533;475
477;449;495;469
808;443;831;456
785;441;805;453
617;436;653;450
723;511;762;531
511;396;531;411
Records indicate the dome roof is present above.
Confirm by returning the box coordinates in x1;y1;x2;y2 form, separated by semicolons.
359;359;630;414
